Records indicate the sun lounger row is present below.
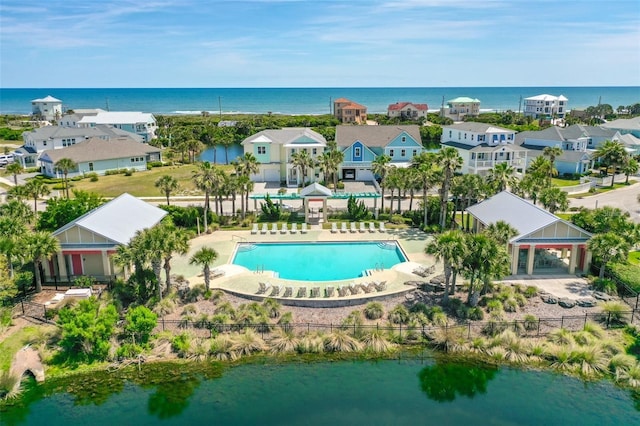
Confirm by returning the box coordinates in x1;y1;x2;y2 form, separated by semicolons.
252;223;308;235
331;222;387;233
258;281;387;298
413;265;436;277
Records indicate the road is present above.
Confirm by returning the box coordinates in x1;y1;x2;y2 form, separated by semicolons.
568;181;640;223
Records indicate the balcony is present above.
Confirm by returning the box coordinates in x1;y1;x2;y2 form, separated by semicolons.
342;160;372;168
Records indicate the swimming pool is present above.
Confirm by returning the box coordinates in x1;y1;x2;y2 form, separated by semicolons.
231;241;408;281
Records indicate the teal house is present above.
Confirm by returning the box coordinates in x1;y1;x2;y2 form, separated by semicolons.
336;125;424;181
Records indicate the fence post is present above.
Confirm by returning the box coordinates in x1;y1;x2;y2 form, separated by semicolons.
584;313;588;328
21;300;25;315
43;304;47;319
307;323;310;333
607;312;611;329
162;317;165;331
537;318;541;337
560;316;564;329
399;323;402;340
468;322;471;339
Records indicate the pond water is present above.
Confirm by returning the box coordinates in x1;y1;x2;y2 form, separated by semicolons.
2;358;638;425
199;144;243;164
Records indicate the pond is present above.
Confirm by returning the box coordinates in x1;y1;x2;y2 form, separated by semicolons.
199;144;243;164
2;358;638;425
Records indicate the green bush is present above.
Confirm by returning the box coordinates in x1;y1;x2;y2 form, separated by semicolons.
148;161;163;168
388;304;410;324
117;343;143;359
390;214;405;225
523;314;538;331
608;263;640;292
52;184;65;190
592;278;618;295
467;307;484;321
86;172;99;182
124;168;135;176
364;302;384;320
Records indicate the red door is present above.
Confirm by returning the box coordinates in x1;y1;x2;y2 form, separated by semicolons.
71;254;83;275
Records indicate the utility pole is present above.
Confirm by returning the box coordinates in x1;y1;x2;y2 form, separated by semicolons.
440;95;445;118
518;95;522;116
218;96;222;119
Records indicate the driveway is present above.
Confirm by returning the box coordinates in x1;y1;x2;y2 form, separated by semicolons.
569;181;640;223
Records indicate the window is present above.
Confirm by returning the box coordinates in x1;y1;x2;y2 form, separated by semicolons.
412;149;417;156
449;130;452;137
471;134;474;141
478;135;485;142
354;147;361;157
458;132;461;139
389;149;394;157
89;162;94;171
464;133;467;139
401;149;406;157
257;146;266;155
43;141;47;146
401;136;406;142
312;148;317;155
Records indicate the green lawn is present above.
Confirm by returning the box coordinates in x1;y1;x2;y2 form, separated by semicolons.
51;163;233;198
552;177;581;187
629;251;640;266
0;326;56;372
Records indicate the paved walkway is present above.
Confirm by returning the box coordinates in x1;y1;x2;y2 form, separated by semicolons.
501;276;592;300
569;180;640;223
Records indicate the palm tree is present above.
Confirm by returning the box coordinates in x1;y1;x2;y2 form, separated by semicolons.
0;216;27;277
327;141;344;191
411;152;438;227
587;232;630;279
371;154;392;213
189;247;218;291
317;152;334;187
21;231;60;293
483;220;518;246
621;158;639;184
486;162;516;194
539;187;569;213
461;233;508;306
193;162;218;231
135;227;165;299
234;153;259;218
542;146;564;178
437;147;463;229
518;171;546;205
54;158;77;199
159;225;190;294
457;173;485;231
425;230;466;303
217;127;236;165
23;179;50;214
527;156;555;183
186;138;204;163
290;150;314;185
6;162;23;185
593;140;629;187
155;175;180;206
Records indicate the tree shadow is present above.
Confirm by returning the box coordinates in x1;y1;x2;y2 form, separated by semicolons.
418;359;498;403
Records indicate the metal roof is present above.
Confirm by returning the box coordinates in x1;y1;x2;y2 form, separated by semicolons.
53;193;167;245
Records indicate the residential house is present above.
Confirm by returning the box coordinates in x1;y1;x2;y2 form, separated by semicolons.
77;111;157;142
45;193;167;282
442;97;481;121
31;95;63;121
466;191;592;276
39;136;162;178
440;122;529;176
613;133;640;156
602;116;640;138
333;98;368;124
241;128;327;186
57;109;106;127
15;124;143;167
387;102;428;120
336;125;423;181
523;94;568;119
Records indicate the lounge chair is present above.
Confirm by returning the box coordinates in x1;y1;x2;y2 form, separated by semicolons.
261;223;268;234
350;222;357;233
362;283;375;294
301;223;308;234
281;223;288;234
257;282;268;294
283;286;293;297
325;286;335;297
331;222;338;233
359;222;366;233
348;283;360;295
375;281;387;292
379;222;387;232
340;222;348;233
251;223;259;234
311;287;320;298
297;287;307;298
270;285;281;296
271;223;278;234
369;222;376;232
291;223;298;234
337;286;349;297
210;269;225;279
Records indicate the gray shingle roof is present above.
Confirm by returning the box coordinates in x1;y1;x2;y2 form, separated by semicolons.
335;125;421;148
39;137;160;164
23;124;143;143
53;193;167;245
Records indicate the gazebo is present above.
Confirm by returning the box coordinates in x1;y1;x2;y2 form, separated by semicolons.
299;182;333;223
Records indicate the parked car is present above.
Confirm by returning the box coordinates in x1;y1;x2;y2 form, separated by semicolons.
0;153;15;166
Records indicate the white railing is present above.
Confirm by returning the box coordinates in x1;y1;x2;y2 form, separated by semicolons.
342;161;372;167
559;182;593;194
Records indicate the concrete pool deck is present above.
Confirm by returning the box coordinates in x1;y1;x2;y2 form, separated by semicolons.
172;224;438;306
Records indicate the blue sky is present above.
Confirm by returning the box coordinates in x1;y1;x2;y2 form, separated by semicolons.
1;0;639;88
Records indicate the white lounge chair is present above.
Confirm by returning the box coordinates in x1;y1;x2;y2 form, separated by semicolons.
297;287;307;298
271;223;278;234
340;222;348;233
301;223;308;234
331;222;338;233
281;223;288;234
359;222;366;233
283;286;293;297
379;222;387;232
291;223;298;234
261;223;268;234
270;285;281;296
369;222;376;232
350;222;357;233
325;286;335;297
251;223;259;234
310;287;320;298
258;282;268;294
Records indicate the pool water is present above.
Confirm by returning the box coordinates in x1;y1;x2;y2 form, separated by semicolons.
231;241;408;281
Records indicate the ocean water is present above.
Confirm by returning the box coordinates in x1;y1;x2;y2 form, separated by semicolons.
1;87;639;116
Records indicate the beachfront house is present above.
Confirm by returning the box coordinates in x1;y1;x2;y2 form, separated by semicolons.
241;128;327;186
333;98;368;124
77;111;157;142
466;191;592;276
440;122;529;176
523;94;568;119
39;136;162;178
31;95;63;121
14;124;144;167
386;102;428;120
57;109;107;127
45;193;167;283
602;116;640;138
442;97;481;121
336;125;423;181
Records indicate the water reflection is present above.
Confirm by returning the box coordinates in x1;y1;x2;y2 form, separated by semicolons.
147;375;201;419
418;359;498;402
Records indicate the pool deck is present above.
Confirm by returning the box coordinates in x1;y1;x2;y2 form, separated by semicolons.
173;224;438;307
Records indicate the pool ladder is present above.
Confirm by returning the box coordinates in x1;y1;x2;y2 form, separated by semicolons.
255;264;265;274
374;263;384;271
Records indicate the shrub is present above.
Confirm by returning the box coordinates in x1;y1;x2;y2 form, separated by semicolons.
467;307;484;321
148;161;163;168
388;304;410;324
172;332;192;357
503;298;519;313
74;275;96;288
602;301;631;325
117;343;143;359
364;302;384;320
591;278;617;295
486;299;504;315
523;315;538;331
390;214;405;225
124;168;135;176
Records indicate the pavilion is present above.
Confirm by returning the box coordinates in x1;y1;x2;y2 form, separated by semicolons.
466;191;593;275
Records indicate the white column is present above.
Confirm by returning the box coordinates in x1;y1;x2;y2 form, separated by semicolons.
323;199;328;222
304;199;309;223
583;249;592;274
526;245;536;275
56;252;67;280
568;244;578;274
102;250;111;277
511;244;519;275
